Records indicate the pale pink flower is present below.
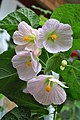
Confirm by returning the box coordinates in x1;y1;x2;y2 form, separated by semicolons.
24;75;68;105
13;21;38;51
37;19;73;53
12;51;41;81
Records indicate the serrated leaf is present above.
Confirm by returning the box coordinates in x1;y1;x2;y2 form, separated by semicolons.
51;4;80;50
0;8;40;36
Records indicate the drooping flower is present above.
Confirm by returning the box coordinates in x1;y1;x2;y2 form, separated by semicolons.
24;75;68;105
12;51;41;81
37;19;73;53
13;21;38;51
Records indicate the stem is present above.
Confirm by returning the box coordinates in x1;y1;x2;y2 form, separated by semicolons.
53;107;56;120
46;52;49;59
67;65;80;72
39;59;46;67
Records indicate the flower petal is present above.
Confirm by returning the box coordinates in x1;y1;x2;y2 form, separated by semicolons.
49;78;68;88
51;84;66;105
16;63;37;81
27;76;46;95
15;45;27;54
56;23;73;35
25;42;37;51
18;21;32;35
30;52;41;72
13;31;27;45
43;40;61;53
36;28;44;48
42;19;60;33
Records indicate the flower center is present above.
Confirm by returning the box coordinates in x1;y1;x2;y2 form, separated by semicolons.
51;34;57;40
23;34;36;43
23;36;30;42
45;85;52;92
26;61;32;67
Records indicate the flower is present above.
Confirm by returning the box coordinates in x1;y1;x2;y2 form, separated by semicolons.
13;21;38;51
12;51;41;81
24;75;68;105
37;19;73;53
0;30;10;54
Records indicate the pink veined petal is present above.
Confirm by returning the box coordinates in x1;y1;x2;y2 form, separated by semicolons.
42;19;60;33
25;42;37;51
12;51;29;68
36;28;44;48
56;23;73;35
30;52;40;72
18;21;32;35
13;31;27;45
16;62;37;81
27;76;46;95
43;40;61;53
51;84;66;105
15;45;27;54
32;84;66;105
43;35;73;53
55;36;73;52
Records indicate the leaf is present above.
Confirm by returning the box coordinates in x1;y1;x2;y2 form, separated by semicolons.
60;63;80;100
0;8;40;36
0;50;48;111
51;4;80;27
51;4;80;50
2;106;31;120
2;106;45;120
45;53;64;73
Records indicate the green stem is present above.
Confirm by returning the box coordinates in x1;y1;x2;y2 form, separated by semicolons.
46;52;49;59
39;59;46;67
67;65;80;72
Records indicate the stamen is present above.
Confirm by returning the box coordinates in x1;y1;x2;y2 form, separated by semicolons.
26;61;32;67
23;36;30;42
51;34;57;40
45;85;52;92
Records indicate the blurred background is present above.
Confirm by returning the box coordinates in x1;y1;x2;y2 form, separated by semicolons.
0;0;80;119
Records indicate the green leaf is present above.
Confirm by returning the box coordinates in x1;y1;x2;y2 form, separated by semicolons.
45;53;64;73
0;8;40;36
2;106;31;120
2;106;45;120
0;50;48;112
51;4;80;50
60;63;80;100
72;39;80;50
51;4;80;27
0;94;4;100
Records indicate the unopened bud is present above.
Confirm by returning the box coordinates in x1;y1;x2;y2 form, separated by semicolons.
60;65;65;71
61;60;67;67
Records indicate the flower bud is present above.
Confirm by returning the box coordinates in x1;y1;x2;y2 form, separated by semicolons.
61;60;67;67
